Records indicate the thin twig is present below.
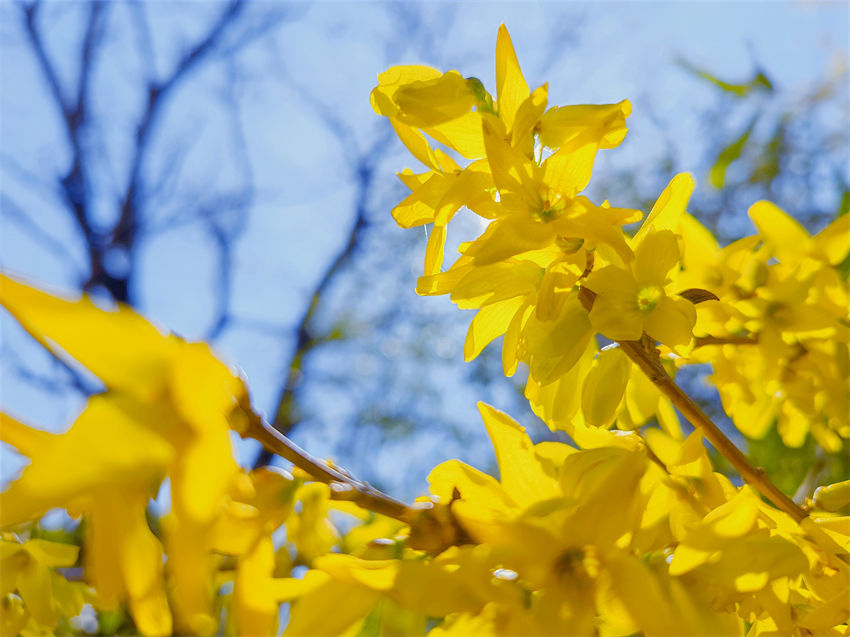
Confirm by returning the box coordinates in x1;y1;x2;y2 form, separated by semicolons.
578;287;808;522
243;413;413;522
694;335;758;347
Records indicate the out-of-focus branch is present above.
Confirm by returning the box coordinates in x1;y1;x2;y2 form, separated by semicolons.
110;0;246;302
1;340;100;397
0;194;85;278
694;335;758;347
19;0;107;287
254;178;370;467
252;63;394;466
254;133;394;465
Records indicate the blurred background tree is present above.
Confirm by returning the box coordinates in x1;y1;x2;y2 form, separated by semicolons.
1;1;847;502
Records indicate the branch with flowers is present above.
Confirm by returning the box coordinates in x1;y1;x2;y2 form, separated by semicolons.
1;24;848;637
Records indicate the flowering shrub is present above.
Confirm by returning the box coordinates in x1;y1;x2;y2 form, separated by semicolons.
1;25;848;636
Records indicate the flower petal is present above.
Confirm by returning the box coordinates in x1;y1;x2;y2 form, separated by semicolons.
495;24;530;130
644;296;696;348
634;230;680;286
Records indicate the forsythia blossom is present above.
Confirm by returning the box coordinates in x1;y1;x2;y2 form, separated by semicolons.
0;24;848;637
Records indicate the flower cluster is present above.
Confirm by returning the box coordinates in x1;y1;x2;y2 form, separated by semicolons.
373;25;850;457
0;24;848;637
680;202;850;451
286;405;849;636
0;275;383;636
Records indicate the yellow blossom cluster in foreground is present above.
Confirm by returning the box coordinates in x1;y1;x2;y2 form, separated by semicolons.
1;24;849;637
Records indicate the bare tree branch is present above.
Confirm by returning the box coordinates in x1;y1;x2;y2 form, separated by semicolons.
109;0;247;302
0;194;85;277
254;124;393;467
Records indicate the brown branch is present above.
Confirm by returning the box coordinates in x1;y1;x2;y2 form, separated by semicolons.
243;412;473;553
694;335;758;347
242;413;412;522
578;287;807;522
252;203;368;468
253;118;393;467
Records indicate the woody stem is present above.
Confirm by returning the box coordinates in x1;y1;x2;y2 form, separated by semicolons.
244;413;414;522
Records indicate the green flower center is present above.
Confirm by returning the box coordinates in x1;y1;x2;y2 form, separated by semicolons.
637;285;664;312
531;196;567;223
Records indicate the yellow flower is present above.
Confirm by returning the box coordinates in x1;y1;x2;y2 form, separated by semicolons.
0;537;86;632
584;229;697;347
0;274;252;635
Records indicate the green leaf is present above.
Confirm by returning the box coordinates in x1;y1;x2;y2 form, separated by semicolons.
709;116;758;189
746;426;816;496
749;120;786;185
678;59;773;97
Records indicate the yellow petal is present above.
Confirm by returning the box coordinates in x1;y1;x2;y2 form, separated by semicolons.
748;200;812;261
542;134;598;198
0;274;178;400
525;340;595;430
433;161;495;226
464;296;525;361
17;558;57;628
236;536;279;637
584;267;644;341
799;586;850;631
526;298;594;384
370;65;443;118
644;296;695;348
606;554;740;636
391;172;452;228
538;100;631;150
678;213;719;273
582;347;630;427
389;120;440;171
167;518;217;635
511;84;548;151
394;71;476;128
267;570;330;603
314;554;399;592
495;24;530;130
0;397;173;528
23;539;78;568
284;577;379;636
118;496;172;637
814;480;850;512
424;223;446;275
813;212;850;265
451;261;540;309
559;447;646;547
425;111;486;158
478;403;559;504
0;411;52;461
88;498;125;602
390;560;484;617
0;594;28;636
480;113;538;206
633;173;695;246
428;459;513;515
416;263;473;297
634;229;680;286
502;300;532;376
465;215;554;265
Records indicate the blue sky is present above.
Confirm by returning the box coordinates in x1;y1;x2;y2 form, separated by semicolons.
1;1;847;494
